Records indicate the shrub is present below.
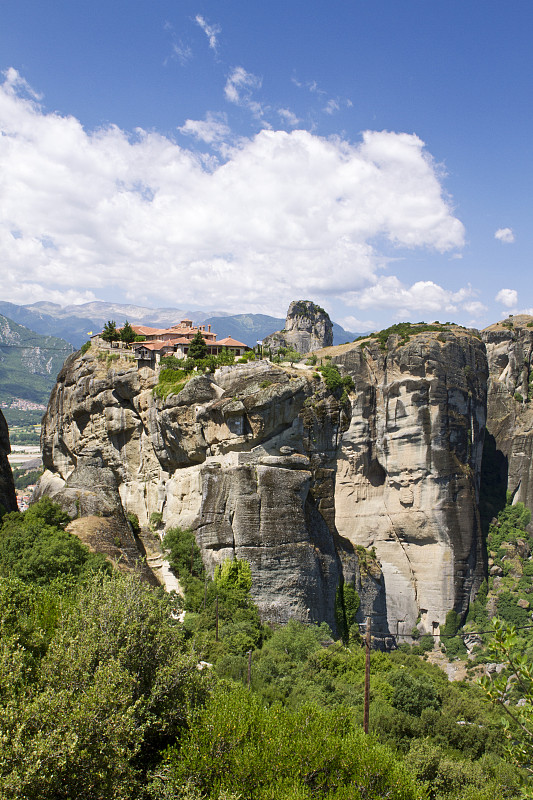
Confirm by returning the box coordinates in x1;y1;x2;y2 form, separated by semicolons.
149;512;163;530
0;498;109;586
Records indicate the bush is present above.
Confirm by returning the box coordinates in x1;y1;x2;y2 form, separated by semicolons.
127;512;140;535
389;669;441;717
149;512;163;531
0;571;208;799
0;498;109;586
155;685;426;800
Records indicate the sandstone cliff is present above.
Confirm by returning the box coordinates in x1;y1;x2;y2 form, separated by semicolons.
37;350;384;630
0;410;17;514
263;300;333;355
323;325;488;637
482;315;533;516
37;324;487;639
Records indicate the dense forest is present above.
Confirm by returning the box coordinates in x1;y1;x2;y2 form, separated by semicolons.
1;498;532;799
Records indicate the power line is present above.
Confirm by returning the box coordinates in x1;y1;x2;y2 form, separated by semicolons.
365;623;533;641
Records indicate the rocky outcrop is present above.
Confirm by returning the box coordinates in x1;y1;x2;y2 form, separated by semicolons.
0;410;17;514
37;349;382;631
38;326;487;639
326;325;487;636
482;315;533;515
263;300;333;355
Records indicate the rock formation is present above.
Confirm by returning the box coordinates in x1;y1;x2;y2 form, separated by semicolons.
263;300;333;355
0;410;17;514
327;326;487;637
37;323;487;639
482;315;533;515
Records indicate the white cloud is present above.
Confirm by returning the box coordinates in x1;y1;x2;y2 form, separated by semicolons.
278;108;299;127
224;67;264;117
462;301;488;317
0;71;465;315
324;99;340;115
171;42;193;65
495;288;518;308
195;15;220;51
2;67;42;100
352;277;474;317
178;113;231;144
495;227;514;243
338;315;376;333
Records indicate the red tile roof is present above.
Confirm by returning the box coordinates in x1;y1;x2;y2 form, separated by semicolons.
133;340;175;352
217;337;247;347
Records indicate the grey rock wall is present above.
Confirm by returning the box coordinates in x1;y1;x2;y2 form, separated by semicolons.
0;410;17;514
263;300;333;355
37;326;488;638
330;327;487;636
483;315;533;513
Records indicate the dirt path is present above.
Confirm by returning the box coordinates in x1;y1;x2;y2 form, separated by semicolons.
425;647;469;681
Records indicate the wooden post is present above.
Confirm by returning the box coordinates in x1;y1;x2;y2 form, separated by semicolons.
247;650;252;687
364;616;371;734
215;595;219;642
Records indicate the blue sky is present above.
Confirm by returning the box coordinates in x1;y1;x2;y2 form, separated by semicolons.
0;1;531;330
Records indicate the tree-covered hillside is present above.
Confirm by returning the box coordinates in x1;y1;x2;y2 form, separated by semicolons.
0;314;73;406
2;501;529;799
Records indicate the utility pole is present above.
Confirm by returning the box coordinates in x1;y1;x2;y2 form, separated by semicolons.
364;616;371;734
247;650;252;687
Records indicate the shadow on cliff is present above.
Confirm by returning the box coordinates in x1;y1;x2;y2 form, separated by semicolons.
479;431;508;542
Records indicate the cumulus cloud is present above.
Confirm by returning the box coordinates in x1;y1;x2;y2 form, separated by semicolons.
178;113;231;144
352;277;475;317
195;15;220;51
495;227;515;243
495;288;518;308
339;315;376;333
462;301;488;317
0;70;465;315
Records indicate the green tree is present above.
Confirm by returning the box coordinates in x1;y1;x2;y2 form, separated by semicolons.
388;669;441;717
153;684;426;800
101;319;119;344
188;329;207;360
120;319;136;345
479;618;533;781
0;571;208;800
0;498;109;585
283;348;301;365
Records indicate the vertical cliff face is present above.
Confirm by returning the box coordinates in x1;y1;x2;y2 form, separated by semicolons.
37;351;382;630
263;300;333;355
37;326;488;638
0;410;17;514
329;327;487;636
483;315;533;513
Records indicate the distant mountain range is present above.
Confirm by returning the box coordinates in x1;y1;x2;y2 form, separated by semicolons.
0;314;74;406
0;302;359;349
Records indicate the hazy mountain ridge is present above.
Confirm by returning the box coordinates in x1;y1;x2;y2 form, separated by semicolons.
0;314;74;405
0;301;358;349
